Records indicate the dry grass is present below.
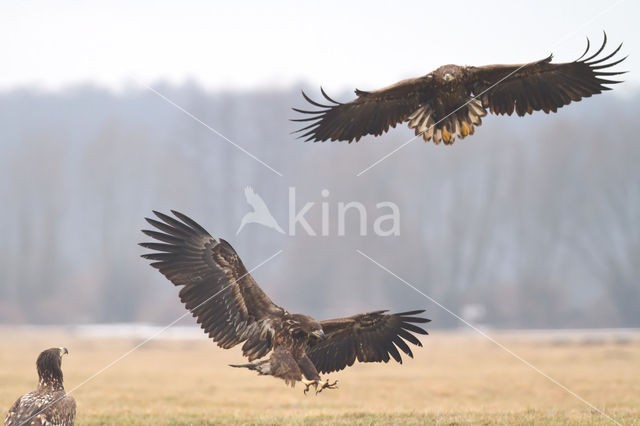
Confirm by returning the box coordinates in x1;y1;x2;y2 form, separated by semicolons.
1;327;639;425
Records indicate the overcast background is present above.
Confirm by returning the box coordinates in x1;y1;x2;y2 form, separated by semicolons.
1;0;638;328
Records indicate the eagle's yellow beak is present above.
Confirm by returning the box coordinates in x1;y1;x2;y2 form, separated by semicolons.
59;347;69;357
312;330;326;340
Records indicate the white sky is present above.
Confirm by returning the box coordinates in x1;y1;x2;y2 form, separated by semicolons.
1;0;637;92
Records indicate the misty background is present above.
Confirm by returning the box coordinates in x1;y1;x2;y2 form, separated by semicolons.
1;0;638;330
0;84;638;328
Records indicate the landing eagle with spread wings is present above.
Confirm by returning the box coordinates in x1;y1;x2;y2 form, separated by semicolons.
140;210;429;394
293;33;626;145
4;348;76;426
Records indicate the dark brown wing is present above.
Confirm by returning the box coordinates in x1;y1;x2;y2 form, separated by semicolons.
140;210;284;361
292;77;434;142
306;310;430;374
467;33;626;116
40;394;76;426
4;390;75;426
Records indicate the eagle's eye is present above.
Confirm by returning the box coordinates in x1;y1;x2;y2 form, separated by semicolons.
444;73;454;82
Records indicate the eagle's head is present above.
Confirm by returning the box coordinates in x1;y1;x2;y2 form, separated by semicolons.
289;314;326;341
37;347;68;389
436;65;459;83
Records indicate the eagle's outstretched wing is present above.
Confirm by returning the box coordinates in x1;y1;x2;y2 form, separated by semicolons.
292;78;433;142
293;33;625;145
306;310;430;374
140;210;284;361
466;32;626;116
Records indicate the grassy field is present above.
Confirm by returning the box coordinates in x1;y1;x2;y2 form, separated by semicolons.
1;327;639;425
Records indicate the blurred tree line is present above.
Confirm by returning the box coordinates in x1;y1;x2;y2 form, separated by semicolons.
0;84;638;328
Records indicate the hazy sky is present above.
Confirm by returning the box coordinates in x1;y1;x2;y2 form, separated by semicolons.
1;0;637;92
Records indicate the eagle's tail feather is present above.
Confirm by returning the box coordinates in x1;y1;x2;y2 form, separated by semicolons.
229;360;271;375
229;362;254;369
231;349;303;387
407;99;487;145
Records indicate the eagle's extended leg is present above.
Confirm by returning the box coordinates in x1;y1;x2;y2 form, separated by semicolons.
300;378;338;395
315;378;338;394
301;378;318;395
298;355;338;395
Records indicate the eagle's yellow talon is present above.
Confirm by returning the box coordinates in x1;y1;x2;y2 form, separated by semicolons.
301;378;318;395
315;378;339;394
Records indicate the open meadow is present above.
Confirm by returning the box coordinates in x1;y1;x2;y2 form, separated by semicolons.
1;327;639;425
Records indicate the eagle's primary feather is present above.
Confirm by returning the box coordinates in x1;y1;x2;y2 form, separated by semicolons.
292;32;626;145
307;310;430;374
4;348;76;426
140;211;430;390
141;210;282;361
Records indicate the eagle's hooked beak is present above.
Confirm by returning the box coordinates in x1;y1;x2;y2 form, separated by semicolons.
444;73;454;82
312;329;326;340
59;347;69;357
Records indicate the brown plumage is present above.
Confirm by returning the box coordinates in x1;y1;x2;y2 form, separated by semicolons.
293;33;626;145
140;210;429;392
4;348;76;426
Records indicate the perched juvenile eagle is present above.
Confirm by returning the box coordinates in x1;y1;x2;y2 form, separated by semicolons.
293;33;626;145
140;210;429;394
4;347;76;426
